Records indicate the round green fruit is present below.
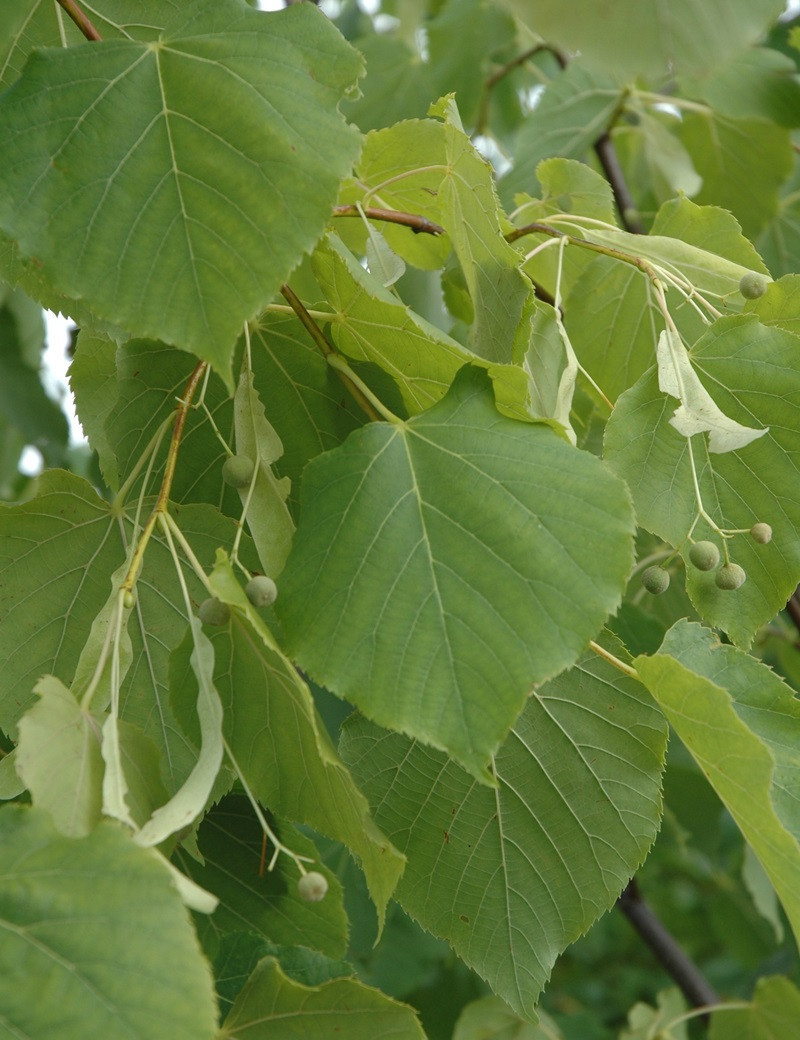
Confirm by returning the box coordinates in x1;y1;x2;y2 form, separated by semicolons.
198;597;231;626
297;871;328;903
245;575;278;608
688;540;720;572
123;589;136;610
715;564;746;590
750;522;772;544
642;566;670;595
222;454;255;488
738;272;768;300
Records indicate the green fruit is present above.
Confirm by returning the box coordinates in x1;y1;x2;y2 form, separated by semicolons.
688;540;720;572
642;566;670;595
245;575;278;608
198;597;231;626
222;454;255;488
750;522;772;544
715;564;746;590
738;272;768;300
297;871;328;903
123;589;136;610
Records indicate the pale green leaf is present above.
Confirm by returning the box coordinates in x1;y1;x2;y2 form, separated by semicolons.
340;643;666;1017
171;552;405;928
655;328;768;452
174;795;348;959
15;676;104;837
0;751;24;800
431;96;532;363
0;804;217;1040
233;370;295;578
621;989;688;1040
757;202;800;279
635;620;800;942
709;976;800;1040
221;956;427;1040
742;843;784;944
744;273;800;335
342;34;435;132
365;226;406;287
0;0;362;385
278;366;635;780
502;0;785;80
605;315;800;647
453;996;563;1039
341;118;450;269
629;111;703;198
132;619;223;847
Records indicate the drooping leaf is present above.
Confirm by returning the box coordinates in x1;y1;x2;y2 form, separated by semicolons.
430;96;533;363
0;0;363;384
681;47;800;127
604;315;800;646
502;0;786;80
174;794;348;960
170;552;405;928
278;365;635;780
340;642;667;1017
233;370;294;578
220;956;427;1040
15;675;104;837
453;997;563;1040
635;620;800;942
0;804;217;1040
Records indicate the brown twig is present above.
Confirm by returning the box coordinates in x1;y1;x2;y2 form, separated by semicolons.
594;132;644;234
333;205;444;237
617;878;719;1011
57;0;102;41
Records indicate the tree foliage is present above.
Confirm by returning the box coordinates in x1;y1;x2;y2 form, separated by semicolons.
1;1;799;1038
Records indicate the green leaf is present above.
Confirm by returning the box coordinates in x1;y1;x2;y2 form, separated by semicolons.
430;96;532;364
453;996;563;1040
709;976;800;1040
0;750;24;800
566;197;768;402
15;676;104;836
0;0;362;385
635;620;800;943
502;0;786;80
604;315;800;647
757;199;800;278
0;470;250;792
0;0;182;90
501;64;622;202
170;552;405;928
0;285;68;465
220;956;427;1040
621;988;688;1040
174;795;349;960
676;112;792;238
341;34;435;132
340;643;667;1017
681;47;800;127
341;118;450;269
248;312;364;501
68;331;122;488
0;804;217;1040
278;366;635;780
233;370;294;578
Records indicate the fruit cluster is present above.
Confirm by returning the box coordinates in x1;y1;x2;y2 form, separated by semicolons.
641;524;772;595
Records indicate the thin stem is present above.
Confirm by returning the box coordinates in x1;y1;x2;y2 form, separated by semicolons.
121;362;207;594
326;354;403;424
662;1001;750;1034
112;414;172;512
56;0;102;40
617;878;720;1010
279;283;383;422
333;205;444;237
223;738;314;875
264;303;335;321
360;165;448;207
588;640;639;680
162;512;213;591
